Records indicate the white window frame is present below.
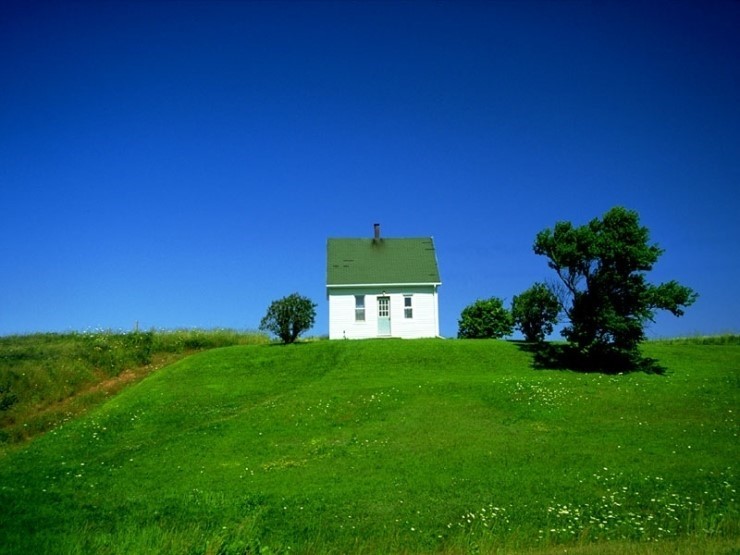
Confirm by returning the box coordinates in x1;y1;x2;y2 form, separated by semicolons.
355;295;366;321
403;295;413;319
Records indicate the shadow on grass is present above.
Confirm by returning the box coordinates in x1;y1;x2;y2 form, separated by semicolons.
513;341;666;375
265;338;331;346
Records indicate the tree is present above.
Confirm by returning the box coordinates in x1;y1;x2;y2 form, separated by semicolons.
512;283;560;343
533;206;697;367
457;297;513;339
259;293;317;344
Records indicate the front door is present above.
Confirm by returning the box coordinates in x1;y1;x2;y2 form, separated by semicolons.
377;296;391;336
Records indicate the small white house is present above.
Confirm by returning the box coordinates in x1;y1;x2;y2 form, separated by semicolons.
327;224;441;340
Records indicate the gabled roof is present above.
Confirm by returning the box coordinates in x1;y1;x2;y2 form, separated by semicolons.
327;237;441;286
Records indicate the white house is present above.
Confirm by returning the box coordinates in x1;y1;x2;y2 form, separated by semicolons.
327;224;441;339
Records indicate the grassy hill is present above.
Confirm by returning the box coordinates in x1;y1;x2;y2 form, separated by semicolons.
0;339;737;554
0;329;268;445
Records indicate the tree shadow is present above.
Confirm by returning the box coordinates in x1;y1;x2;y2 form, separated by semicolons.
513;342;666;375
266;340;313;347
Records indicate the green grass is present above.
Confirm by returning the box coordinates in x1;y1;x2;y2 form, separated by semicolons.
649;333;740;346
0;338;737;553
0;329;268;446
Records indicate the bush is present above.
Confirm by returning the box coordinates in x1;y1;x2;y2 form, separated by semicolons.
259;293;317;344
457;297;513;339
512;283;560;343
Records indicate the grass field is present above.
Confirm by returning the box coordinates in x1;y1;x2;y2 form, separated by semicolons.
0;329;268;446
0;338;737;553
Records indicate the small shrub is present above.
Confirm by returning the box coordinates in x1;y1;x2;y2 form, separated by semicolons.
260;293;317;344
511;283;560;343
458;297;513;339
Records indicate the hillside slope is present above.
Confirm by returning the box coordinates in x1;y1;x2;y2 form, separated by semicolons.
0;339;737;553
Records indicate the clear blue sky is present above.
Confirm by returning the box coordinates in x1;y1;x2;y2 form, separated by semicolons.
2;1;738;339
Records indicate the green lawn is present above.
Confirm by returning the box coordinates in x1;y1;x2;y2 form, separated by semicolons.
0;339;737;554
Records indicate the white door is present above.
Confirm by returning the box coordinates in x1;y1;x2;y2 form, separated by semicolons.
377;296;391;336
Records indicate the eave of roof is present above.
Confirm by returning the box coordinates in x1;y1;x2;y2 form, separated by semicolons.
326;282;442;288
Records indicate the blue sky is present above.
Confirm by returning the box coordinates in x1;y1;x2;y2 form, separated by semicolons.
2;1;738;339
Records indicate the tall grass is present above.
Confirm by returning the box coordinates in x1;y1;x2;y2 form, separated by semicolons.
0;329;268;446
648;333;740;346
0;339;736;553
152;328;272;352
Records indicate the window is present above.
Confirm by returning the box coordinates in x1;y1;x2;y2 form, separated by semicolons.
355;295;365;321
404;295;413;319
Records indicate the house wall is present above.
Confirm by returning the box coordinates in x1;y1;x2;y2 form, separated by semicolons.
328;285;440;340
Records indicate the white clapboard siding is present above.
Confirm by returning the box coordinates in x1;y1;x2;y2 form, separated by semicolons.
328;285;440;339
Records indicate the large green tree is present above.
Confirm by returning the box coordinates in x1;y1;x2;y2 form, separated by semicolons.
259;293;317;344
512;283;560;343
533;206;697;367
457;297;513;339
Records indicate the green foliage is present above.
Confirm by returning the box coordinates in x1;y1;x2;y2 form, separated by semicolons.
534;206;698;369
259;293;317;344
0;340;736;553
457;297;513;339
511;282;560;342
